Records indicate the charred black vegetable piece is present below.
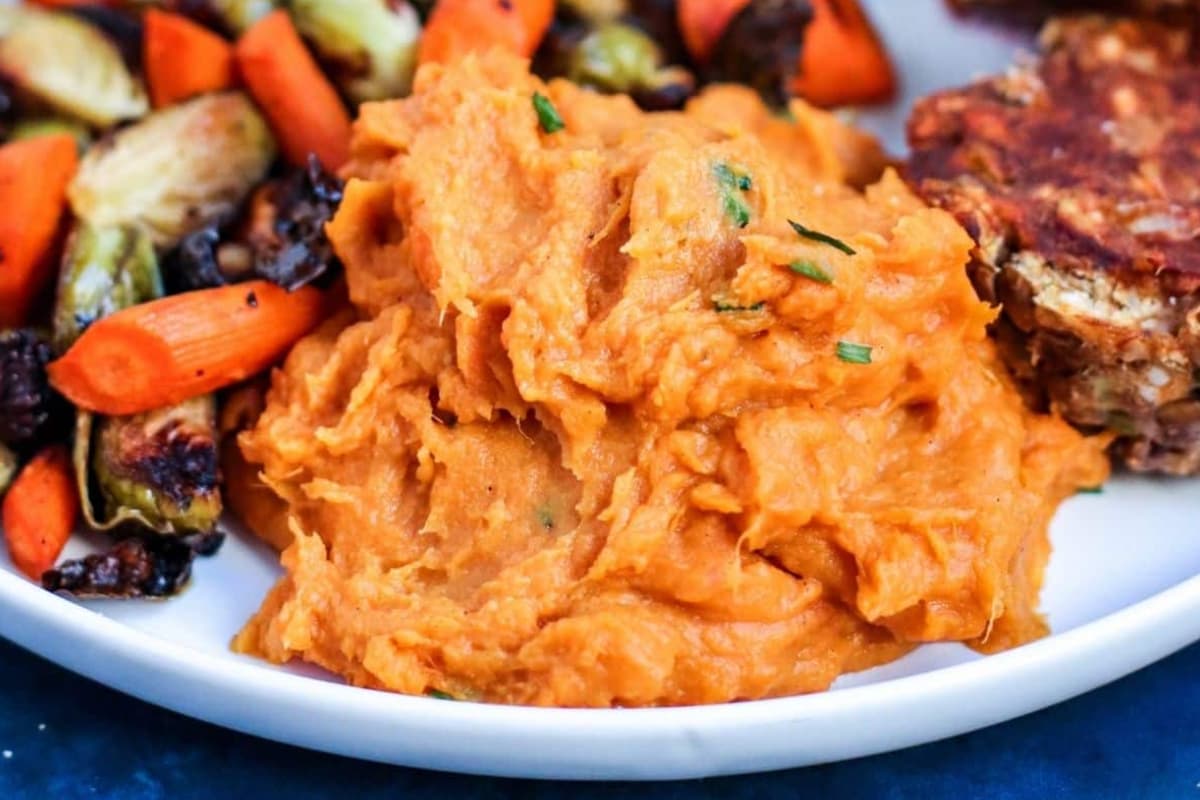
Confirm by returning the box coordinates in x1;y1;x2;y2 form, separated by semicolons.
42;531;223;598
251;155;345;291
0;330;68;450
163;226;227;294
707;0;814;106
627;0;691;66
0;80;13;141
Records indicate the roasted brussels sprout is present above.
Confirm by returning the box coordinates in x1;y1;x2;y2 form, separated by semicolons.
90;396;223;534
561;0;629;23
65;5;145;70
9;116;92;151
0;329;68;451
250;155;345;290
707;0;814;106
566;22;695;109
0;443;16;497
289;0;421;103
53;224;161;352
0;9;148;127
68;92;276;251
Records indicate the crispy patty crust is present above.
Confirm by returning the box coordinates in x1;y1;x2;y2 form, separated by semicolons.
907;15;1200;473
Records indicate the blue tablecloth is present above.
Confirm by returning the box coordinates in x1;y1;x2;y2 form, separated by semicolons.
0;638;1195;798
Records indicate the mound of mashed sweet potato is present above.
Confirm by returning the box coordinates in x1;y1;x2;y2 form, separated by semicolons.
229;52;1109;707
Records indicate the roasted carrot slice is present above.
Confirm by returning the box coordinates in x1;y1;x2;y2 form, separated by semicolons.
418;0;554;65
677;0;750;64
0;135;78;328
48;281;329;416
144;9;236;108
792;0;895;107
2;445;78;581
236;10;352;169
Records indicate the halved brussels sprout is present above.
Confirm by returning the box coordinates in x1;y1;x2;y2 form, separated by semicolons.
0;9;148;127
0;443;16;497
74;400;223;535
53;223;161;353
9;117;92;152
68;92;277;250
289;0;421;103
561;0;629;23
567;21;695;107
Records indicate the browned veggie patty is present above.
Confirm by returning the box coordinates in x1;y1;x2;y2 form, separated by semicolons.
906;15;1200;474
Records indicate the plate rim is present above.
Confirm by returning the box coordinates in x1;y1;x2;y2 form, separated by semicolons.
2;559;1198;780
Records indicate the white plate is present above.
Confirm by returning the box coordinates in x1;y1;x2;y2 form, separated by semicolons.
2;0;1199;781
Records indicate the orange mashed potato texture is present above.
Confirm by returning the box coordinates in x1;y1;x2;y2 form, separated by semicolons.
232;53;1109;707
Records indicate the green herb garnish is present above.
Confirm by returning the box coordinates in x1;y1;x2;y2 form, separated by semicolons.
536;506;555;531
533;92;564;133
1077;486;1105;495
723;194;751;228
789;220;855;255
427;689;457;701
788;260;833;284
714;162;753;228
835;340;872;364
714;300;765;313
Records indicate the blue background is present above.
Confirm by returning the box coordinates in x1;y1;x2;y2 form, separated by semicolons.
0;638;1196;798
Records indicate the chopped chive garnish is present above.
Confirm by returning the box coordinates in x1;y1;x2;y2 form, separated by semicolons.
835;341;872;364
533;92;564;133
1077;486;1104;495
714;162;753;227
789;220;855;255
788;260;833;284
713;300;765;313
723;194;751;228
427;689;457;700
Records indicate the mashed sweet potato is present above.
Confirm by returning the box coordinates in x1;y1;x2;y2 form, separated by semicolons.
230;52;1109;707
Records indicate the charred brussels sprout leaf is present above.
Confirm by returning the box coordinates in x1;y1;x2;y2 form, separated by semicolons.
0;329;69;451
68;92;277;250
707;0;814;106
0;9;148;127
250;155;345;291
53;224;162;353
42;532;223;598
290;0;421;103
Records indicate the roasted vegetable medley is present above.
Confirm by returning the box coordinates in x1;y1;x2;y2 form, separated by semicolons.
0;0;893;598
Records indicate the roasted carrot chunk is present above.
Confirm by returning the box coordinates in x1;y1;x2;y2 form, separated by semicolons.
793;0;896;107
2;445;78;581
0;135;78;328
236;10;352;169
48;281;329;416
145;9;236;108
677;0;751;63
418;0;554;65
